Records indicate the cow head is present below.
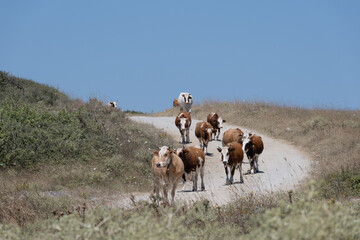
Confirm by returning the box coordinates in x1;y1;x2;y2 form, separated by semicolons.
177;146;187;159
179;118;188;133
156;146;173;168
181;93;193;104
217;117;226;129
203;126;213;142
217;144;235;164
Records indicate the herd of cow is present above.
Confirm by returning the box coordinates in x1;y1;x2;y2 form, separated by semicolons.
149;93;264;206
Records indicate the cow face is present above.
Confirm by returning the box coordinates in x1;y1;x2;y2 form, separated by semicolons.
217;145;234;164
156;146;173;168
181;93;193;104
217;117;225;129
179;118;188;132
204;127;213;141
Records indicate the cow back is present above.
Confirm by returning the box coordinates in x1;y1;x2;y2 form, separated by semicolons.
207;112;219;129
227;142;244;166
223;128;244;146
195;121;212;139
249;135;264;154
179;147;205;174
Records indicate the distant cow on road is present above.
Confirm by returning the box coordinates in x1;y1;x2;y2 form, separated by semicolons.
177;92;193;113
175;111;191;144
217;142;244;185
107;101;117;108
222;128;245;146
244;133;264;174
177;146;205;191
207;112;226;140
195;121;213;155
152;146;184;206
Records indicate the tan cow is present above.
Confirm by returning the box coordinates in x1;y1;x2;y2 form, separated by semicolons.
244;134;264;174
207;112;226;140
152;146;184;206
175;111;191;143
173;99;180;107
195;121;213;155
177;146;205;191
222;128;245;146
217;142;244;185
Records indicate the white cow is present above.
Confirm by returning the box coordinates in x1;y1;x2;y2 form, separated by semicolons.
177;92;193;113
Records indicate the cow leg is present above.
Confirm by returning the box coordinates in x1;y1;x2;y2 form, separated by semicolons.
170;180;178;206
193;169;198;191
239;163;244;183
181;132;185;144
204;141;208;155
224;165;231;185
255;154;259;173
186;128;190;143
152;177;161;203
216;129;220;140
200;165;205;191
162;181;169;205
230;166;235;184
182;173;186;191
198;138;203;148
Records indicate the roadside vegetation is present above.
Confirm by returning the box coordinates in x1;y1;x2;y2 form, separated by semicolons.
0;71;175;225
1;72;360;239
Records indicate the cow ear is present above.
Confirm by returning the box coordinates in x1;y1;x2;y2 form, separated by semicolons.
217;147;222;152
153;151;159;156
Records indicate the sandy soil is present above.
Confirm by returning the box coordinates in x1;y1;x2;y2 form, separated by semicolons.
108;116;312;208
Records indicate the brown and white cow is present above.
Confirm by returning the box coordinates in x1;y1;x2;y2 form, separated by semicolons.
222;128;245;146
244;134;264;174
152;146;184;206
173;99;180;107
107;101;117;108
195;121;213;155
207;112;226;140
177;146;205;191
175;111;191;144
217;142;244;185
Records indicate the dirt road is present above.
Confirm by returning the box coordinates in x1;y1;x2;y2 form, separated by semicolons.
116;116;312;207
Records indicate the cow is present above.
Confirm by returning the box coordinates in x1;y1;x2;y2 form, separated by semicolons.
244;133;264;174
177;92;193;113
107;101;117;108
151;146;184;206
207;112;226;141
177;146;205;191
173;99;180;107
217;142;244;185
222;128;245;146
175;111;191;144
195;121;213;155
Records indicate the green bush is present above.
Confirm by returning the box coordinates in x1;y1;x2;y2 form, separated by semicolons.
246;200;360;240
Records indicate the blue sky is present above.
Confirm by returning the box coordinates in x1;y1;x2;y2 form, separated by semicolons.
1;1;359;112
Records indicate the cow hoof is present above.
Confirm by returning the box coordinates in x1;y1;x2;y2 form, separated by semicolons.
225;181;231;185
192;189;197;192
201;187;205;191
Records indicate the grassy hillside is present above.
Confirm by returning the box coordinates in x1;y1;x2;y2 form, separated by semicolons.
158;101;360;198
0;71;175;225
2;72;360;239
